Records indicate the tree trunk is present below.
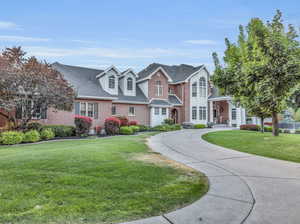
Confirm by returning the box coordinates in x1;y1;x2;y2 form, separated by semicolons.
260;117;264;133
272;112;279;136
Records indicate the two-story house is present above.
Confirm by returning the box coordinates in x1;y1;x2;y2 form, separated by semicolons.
0;62;248;129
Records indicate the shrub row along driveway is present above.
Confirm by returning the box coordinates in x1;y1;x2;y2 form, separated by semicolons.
134;129;300;224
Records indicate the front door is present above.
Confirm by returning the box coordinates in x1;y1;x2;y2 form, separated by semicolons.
171;109;178;124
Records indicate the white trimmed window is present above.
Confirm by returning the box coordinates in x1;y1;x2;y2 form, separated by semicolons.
78;102;98;119
154;107;159;115
127;77;133;91
232;108;237;120
112;105;116;115
192;106;197;120
109;75;115;89
162;108;167;115
129;106;135;116
199;106;207;120
156;80;163;96
199;77;206;97
192;82;197;97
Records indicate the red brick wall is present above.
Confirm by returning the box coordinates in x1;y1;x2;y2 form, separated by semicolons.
148;71;169;100
112;103;150;125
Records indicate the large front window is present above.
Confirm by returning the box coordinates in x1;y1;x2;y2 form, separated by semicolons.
199;106;206;120
78;102;98;119
127;77;133;91
155;80;163;96
154;107;159;115
192;82;197;97
199;77;206;97
232;108;237;120
80;102;86;116
192;106;197;120
112;105;116;115
129;106;135;116
162;108;167;115
109;75;115;89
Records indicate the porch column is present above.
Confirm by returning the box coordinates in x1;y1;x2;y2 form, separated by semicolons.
209;101;214;123
228;101;232;127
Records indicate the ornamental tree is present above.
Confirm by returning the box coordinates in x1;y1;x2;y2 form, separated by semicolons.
212;10;300;136
0;47;75;129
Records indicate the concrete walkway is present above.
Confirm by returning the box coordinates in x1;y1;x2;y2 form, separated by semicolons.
122;129;300;224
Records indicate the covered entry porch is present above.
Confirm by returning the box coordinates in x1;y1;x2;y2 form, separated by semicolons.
208;96;246;127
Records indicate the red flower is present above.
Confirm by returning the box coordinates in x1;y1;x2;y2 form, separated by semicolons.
129;120;138;126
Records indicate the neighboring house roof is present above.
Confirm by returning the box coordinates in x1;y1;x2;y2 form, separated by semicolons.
52;62;115;99
138;63;204;83
168;94;183;106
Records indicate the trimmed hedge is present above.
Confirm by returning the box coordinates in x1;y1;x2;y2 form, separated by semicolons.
138;125;149;132
152;124;181;132
240;124;260;131
164;118;174;125
40;128;55;140
0;131;24;145
120;126;134;135
264;126;272;132
42;125;75;137
130;125;140;133
194;124;206;129
23;130;40;143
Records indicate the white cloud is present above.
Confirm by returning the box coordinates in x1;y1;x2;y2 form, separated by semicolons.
0;21;18;29
23;46;195;59
0;35;50;42
184;40;218;45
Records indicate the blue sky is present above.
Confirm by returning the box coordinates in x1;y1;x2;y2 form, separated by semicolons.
0;0;299;72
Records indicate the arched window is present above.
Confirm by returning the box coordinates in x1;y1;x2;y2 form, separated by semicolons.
108;76;115;89
192;82;197;97
127;77;133;91
199;77;206;97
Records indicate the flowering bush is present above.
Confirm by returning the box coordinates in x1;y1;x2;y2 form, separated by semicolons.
105;117;121;135
240;124;260;131
74;115;92;136
114;115;128;126
264;122;272;126
128;120;138;126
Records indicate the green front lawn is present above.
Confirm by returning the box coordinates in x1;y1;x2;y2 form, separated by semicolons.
0;133;208;224
202;130;300;163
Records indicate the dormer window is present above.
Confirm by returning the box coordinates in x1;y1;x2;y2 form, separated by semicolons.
109;76;115;89
127;77;133;91
199;77;206;97
156;80;163;96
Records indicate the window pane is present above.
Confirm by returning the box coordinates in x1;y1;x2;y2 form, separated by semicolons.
80;103;86;116
112;105;116;115
199;77;206;97
88;103;94;117
154;107;159;115
127;78;133;91
162;108;167;115
129;107;135;115
232;108;237;120
109;76;115;89
192;82;197;97
192;106;197;120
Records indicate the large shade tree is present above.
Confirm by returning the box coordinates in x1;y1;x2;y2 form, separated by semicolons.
0;47;75;129
212;10;300;136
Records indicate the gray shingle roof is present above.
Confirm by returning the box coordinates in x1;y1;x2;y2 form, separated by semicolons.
138;63;204;83
52;62;115;99
52;62;148;103
116;87;148;103
150;99;171;106
168;95;183;105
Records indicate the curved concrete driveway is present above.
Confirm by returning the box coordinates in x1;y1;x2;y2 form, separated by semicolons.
123;129;300;224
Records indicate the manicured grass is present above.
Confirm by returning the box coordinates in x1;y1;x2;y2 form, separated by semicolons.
202;130;300;163
0;133;208;224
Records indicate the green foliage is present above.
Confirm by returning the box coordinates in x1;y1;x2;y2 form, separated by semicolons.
0;131;24;145
23;130;40;143
130;125;140;133
163;118;174;125
173;124;182;130
212;10;300;136
193;124;206;129
295;129;300;134
152;124;181;132
120;126;134;135
27;122;43;132
40;128;55;140
42;125;75;137
138;125;149;132
264;126;273;132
